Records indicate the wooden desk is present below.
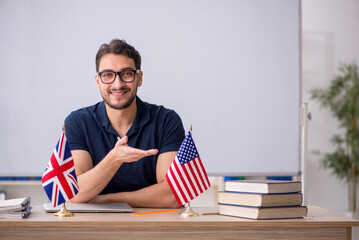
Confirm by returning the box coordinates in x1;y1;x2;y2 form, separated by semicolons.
0;205;358;240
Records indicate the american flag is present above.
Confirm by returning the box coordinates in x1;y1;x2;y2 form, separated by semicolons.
42;131;79;207
166;131;210;206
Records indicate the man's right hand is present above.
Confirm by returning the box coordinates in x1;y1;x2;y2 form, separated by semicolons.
110;136;159;164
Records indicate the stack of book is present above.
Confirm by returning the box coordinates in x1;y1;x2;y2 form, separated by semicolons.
0;196;32;219
218;180;307;220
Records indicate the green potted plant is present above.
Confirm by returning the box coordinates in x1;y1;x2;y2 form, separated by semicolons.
310;62;359;213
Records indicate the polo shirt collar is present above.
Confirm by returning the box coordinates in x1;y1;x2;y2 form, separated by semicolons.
94;96;151;136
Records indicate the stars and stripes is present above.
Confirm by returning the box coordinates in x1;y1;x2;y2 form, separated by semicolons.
166;131;210;206
42;131;79;207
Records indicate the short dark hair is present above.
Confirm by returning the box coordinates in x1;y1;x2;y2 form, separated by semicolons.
95;39;141;72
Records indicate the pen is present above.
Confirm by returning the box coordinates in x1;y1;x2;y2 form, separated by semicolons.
132;209;180;216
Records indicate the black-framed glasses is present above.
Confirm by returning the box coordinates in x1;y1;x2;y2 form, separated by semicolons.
97;69;140;84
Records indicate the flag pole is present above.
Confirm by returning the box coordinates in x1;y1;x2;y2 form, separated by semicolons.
180;125;199;218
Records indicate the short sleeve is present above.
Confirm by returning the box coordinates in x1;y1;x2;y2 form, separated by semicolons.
158;110;185;155
64;111;89;152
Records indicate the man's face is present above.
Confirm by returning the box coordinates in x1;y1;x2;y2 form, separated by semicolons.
95;53;142;110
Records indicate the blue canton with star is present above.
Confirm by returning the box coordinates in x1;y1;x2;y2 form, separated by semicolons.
177;132;199;165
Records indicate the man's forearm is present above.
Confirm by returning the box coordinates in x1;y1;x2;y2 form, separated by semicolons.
91;180;179;208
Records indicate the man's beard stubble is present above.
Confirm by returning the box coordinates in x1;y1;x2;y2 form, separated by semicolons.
102;86;137;110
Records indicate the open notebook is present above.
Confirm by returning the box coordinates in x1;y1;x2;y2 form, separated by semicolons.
43;202;133;213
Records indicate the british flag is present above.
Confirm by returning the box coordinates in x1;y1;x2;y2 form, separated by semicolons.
42;131;79;207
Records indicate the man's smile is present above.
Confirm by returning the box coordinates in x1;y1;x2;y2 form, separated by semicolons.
110;88;130;97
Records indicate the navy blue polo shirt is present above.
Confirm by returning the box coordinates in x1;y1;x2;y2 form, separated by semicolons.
64;97;185;194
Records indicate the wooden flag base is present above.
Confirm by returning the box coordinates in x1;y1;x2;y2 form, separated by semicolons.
55;203;74;217
180;202;199;218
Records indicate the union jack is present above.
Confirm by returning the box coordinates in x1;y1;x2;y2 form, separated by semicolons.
166;131;210;206
42;131;79;207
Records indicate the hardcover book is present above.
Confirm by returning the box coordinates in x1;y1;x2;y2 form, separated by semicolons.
219;204;308;220
0;196;30;212
0;196;31;219
224;180;302;194
0;206;32;219
218;191;302;207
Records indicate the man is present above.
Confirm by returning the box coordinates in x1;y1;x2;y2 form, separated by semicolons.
65;39;185;208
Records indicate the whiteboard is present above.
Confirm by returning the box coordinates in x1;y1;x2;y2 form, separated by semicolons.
0;0;301;176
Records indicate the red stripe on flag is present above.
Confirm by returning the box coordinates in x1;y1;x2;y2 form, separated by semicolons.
67;173;79;189
174;160;194;200
182;164;199;197
57;172;75;200
197;156;211;187
192;158;208;191
169;164;188;205
54;184;58;207
187;160;204;193
58;132;65;159
166;173;182;206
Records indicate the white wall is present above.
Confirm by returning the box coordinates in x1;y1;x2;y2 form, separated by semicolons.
0;0;300;177
302;0;359;215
